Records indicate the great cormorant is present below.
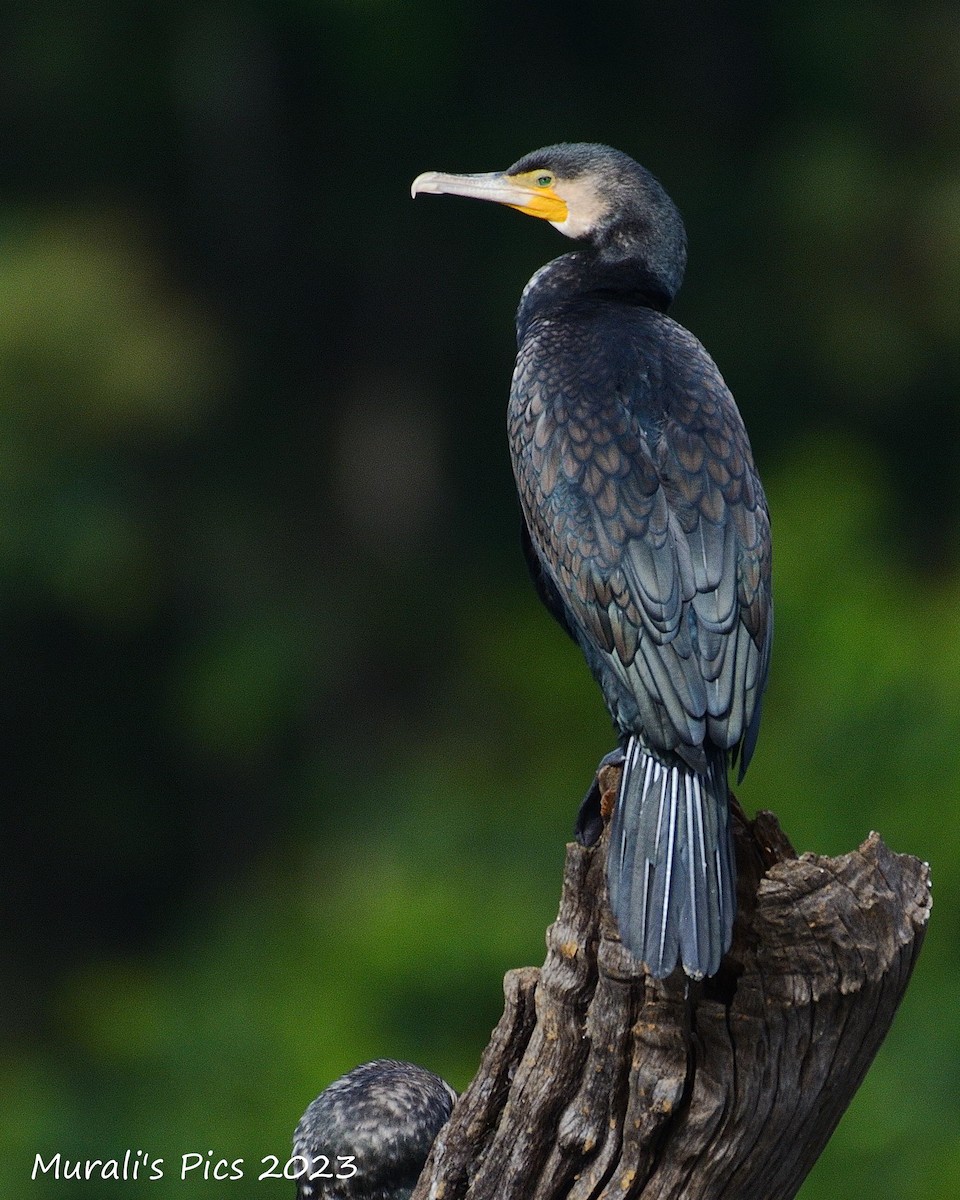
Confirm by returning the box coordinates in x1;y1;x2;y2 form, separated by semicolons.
412;144;772;981
292;1059;456;1199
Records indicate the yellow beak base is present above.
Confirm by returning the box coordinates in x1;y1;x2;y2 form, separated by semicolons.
505;186;568;223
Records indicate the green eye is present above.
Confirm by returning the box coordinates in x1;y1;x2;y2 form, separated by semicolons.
536;173;553;187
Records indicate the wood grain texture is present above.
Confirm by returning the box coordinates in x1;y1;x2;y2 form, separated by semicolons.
413;771;930;1200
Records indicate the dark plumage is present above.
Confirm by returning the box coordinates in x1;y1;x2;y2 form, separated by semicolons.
412;144;772;980
292;1060;456;1200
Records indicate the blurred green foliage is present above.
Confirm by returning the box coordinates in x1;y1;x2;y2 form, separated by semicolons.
2;2;959;1197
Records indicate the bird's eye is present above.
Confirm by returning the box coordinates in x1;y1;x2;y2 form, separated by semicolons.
535;173;554;188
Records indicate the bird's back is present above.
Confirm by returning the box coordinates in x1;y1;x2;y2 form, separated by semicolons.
509;296;771;771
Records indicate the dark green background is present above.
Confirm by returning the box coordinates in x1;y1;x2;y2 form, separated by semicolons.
3;2;958;1196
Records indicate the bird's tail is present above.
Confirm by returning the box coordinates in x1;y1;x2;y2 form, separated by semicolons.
607;737;735;980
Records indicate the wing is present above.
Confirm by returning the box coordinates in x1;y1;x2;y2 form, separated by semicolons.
509;313;772;771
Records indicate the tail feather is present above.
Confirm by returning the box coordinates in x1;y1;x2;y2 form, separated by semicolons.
607;736;735;979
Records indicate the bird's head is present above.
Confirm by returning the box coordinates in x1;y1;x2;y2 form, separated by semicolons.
293;1059;456;1200
412;142;687;302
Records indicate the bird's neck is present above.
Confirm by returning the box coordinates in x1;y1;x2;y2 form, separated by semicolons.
516;250;674;342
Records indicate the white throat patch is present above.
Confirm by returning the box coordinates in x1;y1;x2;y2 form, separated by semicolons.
549;176;609;239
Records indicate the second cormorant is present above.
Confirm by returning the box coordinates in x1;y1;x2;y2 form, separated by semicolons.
293;1059;455;1199
412;143;772;980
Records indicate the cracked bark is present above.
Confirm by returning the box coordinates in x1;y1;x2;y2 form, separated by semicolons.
411;766;931;1200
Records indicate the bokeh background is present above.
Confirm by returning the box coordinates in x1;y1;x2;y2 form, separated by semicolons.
2;2;959;1196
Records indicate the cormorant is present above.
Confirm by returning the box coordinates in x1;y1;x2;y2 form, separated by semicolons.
412;144;772;980
292;1059;456;1200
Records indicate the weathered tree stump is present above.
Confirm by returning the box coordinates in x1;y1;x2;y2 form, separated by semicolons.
413;767;931;1200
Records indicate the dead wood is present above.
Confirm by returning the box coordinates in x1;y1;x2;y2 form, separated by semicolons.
412;768;931;1200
